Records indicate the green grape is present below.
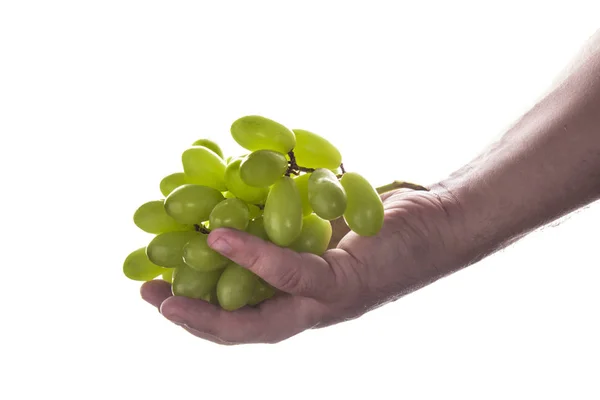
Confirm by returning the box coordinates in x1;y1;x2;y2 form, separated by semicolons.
340;172;384;236
247;203;262;220
123;247;167;281
160;172;189;197
239;150;289;187
330;166;342;175
247;278;277;306
172;264;223;299
162;268;174;283
307;168;347;220
191;138;224;158
246;216;269;241
230;115;296;154
293;173;313;217
133;200;191;234
182;234;229;272
201;288;220;305
292;129;342;169
222;191;236;199
146;231;198;268
216;263;258;311
224;158;269;203
289;214;332;255
164;184;224;225
209;198;250;231
263;176;303;246
182;146;227;191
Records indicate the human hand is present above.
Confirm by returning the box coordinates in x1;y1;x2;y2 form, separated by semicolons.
140;186;463;345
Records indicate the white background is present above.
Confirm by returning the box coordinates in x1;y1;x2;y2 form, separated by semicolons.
1;1;599;399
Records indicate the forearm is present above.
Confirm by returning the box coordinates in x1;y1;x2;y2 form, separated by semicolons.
439;31;600;266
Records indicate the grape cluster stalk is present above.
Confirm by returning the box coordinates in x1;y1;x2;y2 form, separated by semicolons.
123;115;428;311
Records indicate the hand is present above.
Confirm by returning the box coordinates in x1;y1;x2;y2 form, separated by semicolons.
140;186;462;345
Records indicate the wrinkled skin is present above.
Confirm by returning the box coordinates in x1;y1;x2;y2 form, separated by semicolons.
141;187;464;345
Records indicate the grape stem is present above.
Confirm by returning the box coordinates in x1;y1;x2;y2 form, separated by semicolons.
286;151;309;176
376;181;429;194
286;151;428;193
286;150;318;175
194;224;211;234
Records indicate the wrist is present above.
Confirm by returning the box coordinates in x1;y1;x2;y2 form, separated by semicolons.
385;183;477;276
431;177;521;269
424;181;489;271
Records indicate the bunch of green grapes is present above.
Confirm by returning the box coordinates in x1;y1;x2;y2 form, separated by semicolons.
123;115;384;311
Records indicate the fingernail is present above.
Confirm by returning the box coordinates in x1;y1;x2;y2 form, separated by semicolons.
209;237;232;255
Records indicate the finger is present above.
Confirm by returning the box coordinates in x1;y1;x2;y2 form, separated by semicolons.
380;187;415;202
140;279;173;309
180;326;239;346
159;293;324;344
206;228;337;298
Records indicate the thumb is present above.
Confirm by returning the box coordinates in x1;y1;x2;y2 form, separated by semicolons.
207;228;336;298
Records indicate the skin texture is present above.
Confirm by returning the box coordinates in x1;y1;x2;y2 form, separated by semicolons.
141;29;600;345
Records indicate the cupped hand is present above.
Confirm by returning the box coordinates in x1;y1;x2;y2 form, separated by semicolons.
140;186;463;345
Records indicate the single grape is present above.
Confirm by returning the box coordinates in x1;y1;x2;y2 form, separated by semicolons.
160;172;188;197
293;173;313;217
216;263;258;311
182;234;229;272
340;172;384;236
146;231;198;268
123;247;167;281
307;168;347;220
164;184;224;225
224;158;269;203
191;138;224;158
230;115;296;154
182;146;227;191
239;150;289;187
162;268;174;283
172;264;223;299
246;216;269;241
133;200;191;234
209;198;250;231
292;129;342;169
247;278;277;306
247;203;262;220
289;214;332;255
263;176;303;246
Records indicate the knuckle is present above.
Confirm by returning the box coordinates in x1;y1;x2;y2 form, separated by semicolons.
276;265;306;294
244;250;263;271
234;244;267;272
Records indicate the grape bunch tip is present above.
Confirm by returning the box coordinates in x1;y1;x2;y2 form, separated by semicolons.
124;114;423;312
